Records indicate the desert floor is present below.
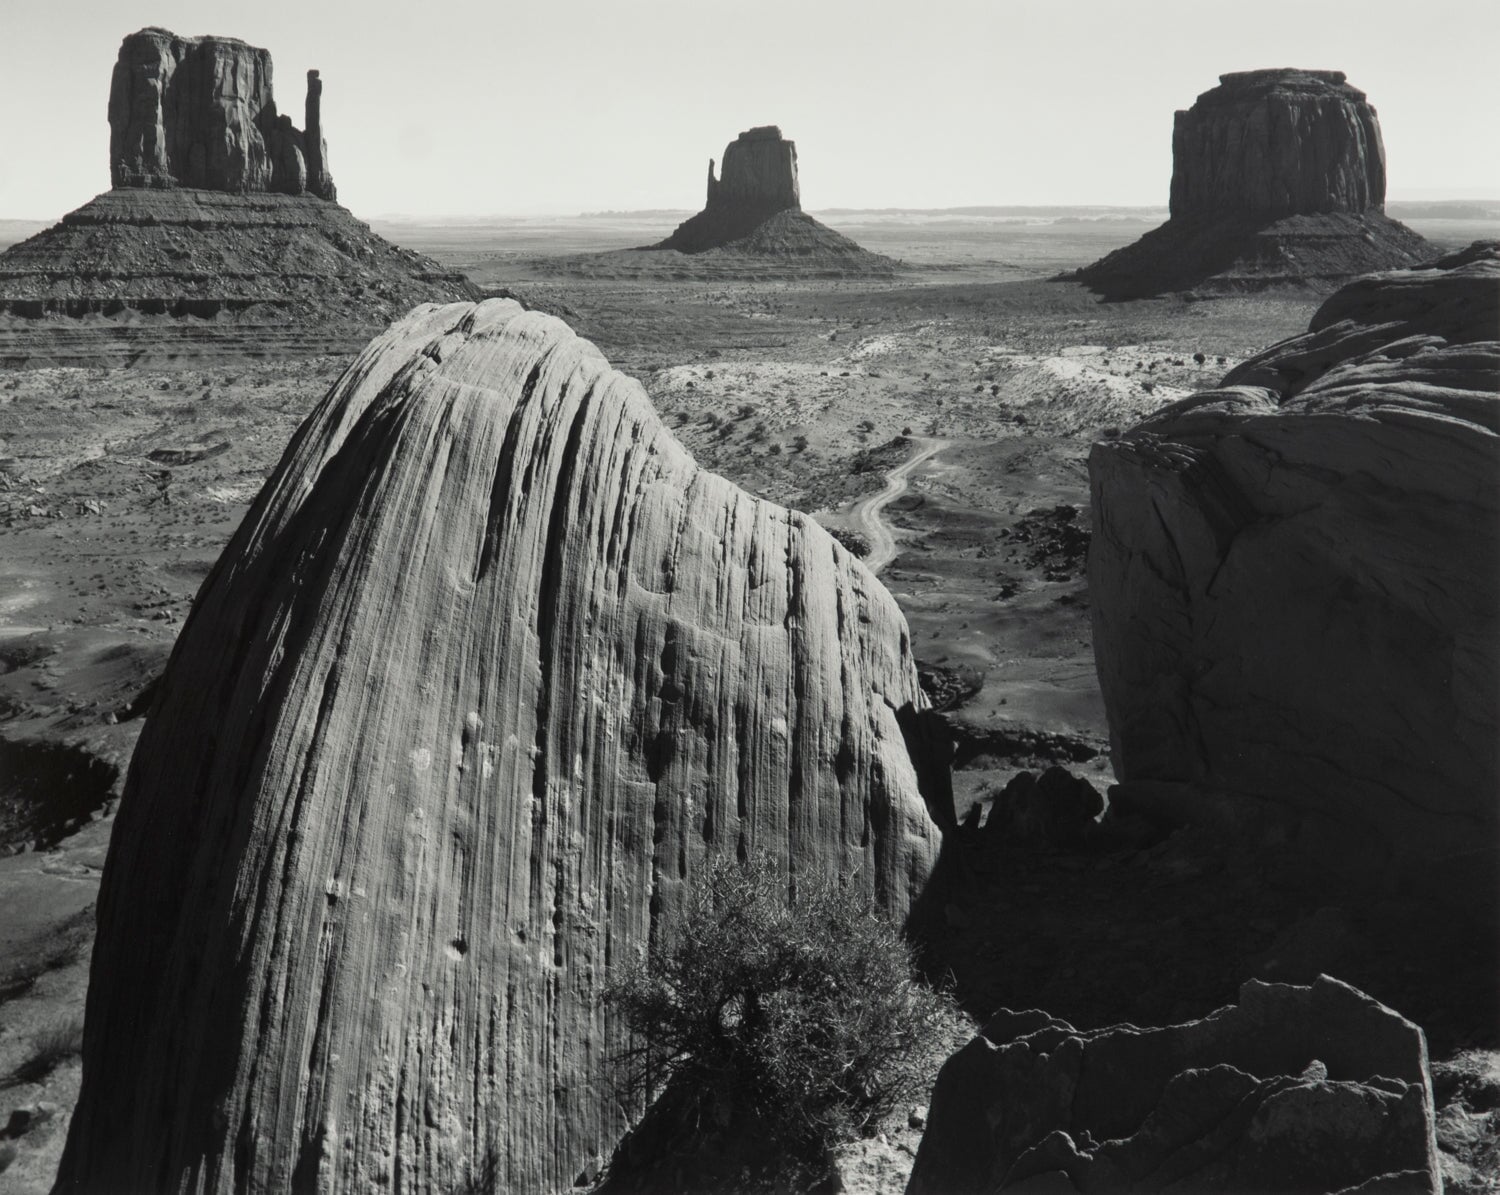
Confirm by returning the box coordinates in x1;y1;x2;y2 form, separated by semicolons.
1;213;1496;1191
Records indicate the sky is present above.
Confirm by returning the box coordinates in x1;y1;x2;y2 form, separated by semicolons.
1;0;1496;219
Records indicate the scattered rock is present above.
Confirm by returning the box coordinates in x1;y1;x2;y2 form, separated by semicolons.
1074;70;1434;297
909;975;1442;1194
56;299;944;1192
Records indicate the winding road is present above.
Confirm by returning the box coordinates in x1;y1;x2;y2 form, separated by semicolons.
849;436;949;574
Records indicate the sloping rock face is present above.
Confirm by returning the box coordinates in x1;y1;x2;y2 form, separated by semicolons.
109;27;336;199
1088;245;1500;913
1169;69;1384;221
54;299;942;1192
1074;69;1433;298
908;975;1442;1194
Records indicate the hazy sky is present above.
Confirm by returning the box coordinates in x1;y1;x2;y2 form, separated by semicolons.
2;0;1496;219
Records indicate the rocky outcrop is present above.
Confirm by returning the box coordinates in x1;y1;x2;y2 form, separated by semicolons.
54;299;942;1192
1170;70;1386;221
1074;69;1432;297
1087;245;1500;914
108;27;336;199
908;975;1442;1194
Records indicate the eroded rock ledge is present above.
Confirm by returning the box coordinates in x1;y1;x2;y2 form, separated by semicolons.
909;975;1441;1193
55;299;942;1192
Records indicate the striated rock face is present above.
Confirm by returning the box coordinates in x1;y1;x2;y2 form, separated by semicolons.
108;27;336;199
1170;69;1386;221
55;299;942;1192
1087;245;1500;912
908;975;1442;1194
1074;69;1432;298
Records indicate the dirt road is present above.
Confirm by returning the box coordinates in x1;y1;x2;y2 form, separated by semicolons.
850;436;948;573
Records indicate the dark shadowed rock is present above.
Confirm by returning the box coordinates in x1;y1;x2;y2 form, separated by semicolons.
1074;70;1433;297
109;27;335;199
908;975;1442;1194
1087;245;1500;915
54;299;942;1193
983;767;1103;849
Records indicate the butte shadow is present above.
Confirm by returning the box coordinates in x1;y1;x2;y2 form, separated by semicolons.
1071;70;1436;300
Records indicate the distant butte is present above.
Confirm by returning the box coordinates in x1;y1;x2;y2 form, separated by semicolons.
0;28;478;364
1074;69;1435;298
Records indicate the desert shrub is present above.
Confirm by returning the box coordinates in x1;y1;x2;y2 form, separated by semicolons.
792;434;809;453
6;1013;84;1086
607;857;953;1155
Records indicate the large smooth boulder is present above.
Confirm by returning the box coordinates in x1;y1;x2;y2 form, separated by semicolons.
908;975;1442;1194
54;299;942;1192
1087;245;1500;910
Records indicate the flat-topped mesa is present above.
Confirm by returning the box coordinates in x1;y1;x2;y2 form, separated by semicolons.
1170;68;1386;222
1072;68;1431;298
660;125;806;252
108;26;336;199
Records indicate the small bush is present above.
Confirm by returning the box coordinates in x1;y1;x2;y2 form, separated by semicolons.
6;1014;84;1087
607;857;953;1156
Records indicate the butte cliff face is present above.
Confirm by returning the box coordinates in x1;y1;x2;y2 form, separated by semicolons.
55;299;943;1192
1087;244;1500;913
1075;69;1432;298
0;29;475;363
644;126;894;274
109;27;336;199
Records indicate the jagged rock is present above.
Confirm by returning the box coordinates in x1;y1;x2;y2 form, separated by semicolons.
109;27;335;199
983;767;1103;848
55;299;943;1193
1087;245;1500;914
1074;70;1433;297
908;975;1442;1194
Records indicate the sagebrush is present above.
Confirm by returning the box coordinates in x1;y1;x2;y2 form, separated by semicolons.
607;857;954;1153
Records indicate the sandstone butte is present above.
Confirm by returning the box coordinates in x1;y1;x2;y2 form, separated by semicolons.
1088;242;1500;919
1074;69;1434;298
53;299;946;1193
636;126;896;275
0;29;476;364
